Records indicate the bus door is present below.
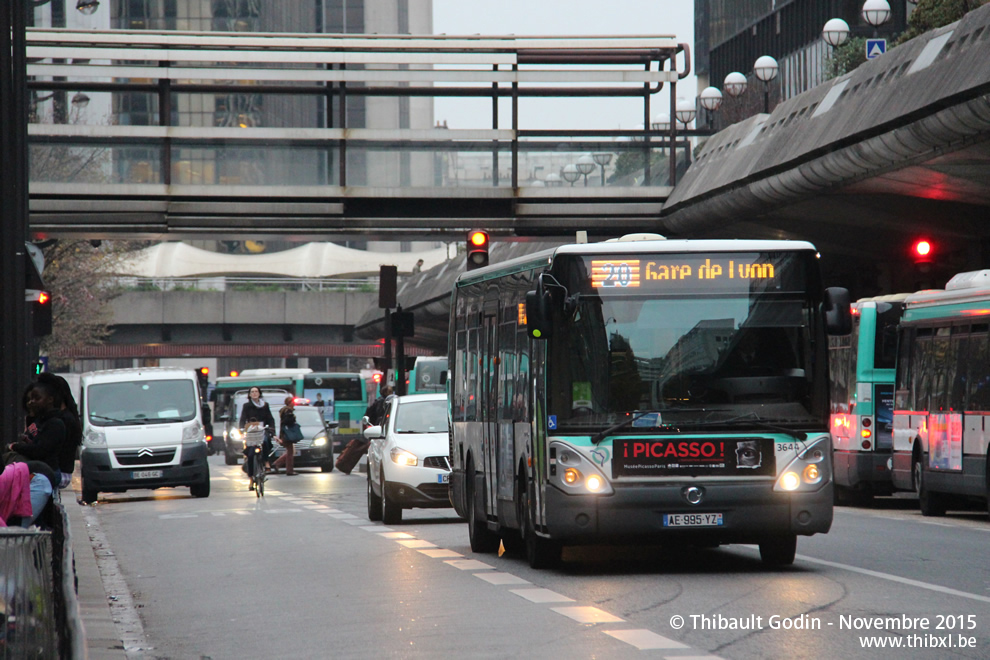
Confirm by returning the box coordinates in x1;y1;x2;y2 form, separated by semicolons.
483;300;500;520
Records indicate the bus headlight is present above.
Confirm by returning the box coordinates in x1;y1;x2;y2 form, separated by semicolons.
549;441;613;495
773;436;831;493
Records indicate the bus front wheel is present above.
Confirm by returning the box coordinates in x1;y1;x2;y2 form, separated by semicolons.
522;482;561;569
758;535;796;566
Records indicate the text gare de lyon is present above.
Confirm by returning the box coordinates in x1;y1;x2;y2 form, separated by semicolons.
592;258;776;288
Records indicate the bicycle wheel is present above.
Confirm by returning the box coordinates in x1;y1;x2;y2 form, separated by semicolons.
254;451;264;498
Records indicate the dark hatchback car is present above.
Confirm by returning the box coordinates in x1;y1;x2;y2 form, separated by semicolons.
269;405;337;472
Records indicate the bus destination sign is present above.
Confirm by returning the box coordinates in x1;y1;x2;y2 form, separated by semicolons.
590;257;778;289
611;437;777;477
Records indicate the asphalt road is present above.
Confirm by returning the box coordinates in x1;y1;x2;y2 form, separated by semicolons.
81;455;990;659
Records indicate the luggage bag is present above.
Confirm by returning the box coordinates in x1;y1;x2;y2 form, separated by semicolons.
334;438;370;475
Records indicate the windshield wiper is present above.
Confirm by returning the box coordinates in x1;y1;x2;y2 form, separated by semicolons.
591;411;657;445
90;414;125;424
721;413;808;442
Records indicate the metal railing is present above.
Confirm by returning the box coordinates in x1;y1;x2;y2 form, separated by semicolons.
115;276;376;292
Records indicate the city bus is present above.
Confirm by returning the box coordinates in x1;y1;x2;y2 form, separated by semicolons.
828;295;907;504
407;356;448;395
891;270;990;516
448;235;851;568
300;372;369;448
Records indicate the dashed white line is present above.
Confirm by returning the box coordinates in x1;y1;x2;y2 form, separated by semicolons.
380;531;415;539
397;539;437;549
474;572;530;586
550;606;624;624
509;588;574;603
418;548;463;559
443;559;494;571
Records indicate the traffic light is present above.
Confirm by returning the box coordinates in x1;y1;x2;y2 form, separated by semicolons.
911;239;934;268
197;367;210;395
28;290;52;337
466;230;490;270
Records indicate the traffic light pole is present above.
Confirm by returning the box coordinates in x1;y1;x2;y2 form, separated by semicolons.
0;0;30;443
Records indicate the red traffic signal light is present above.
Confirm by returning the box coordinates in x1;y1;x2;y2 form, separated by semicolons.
200;367;209;376
28;290;52;337
912;239;933;264
466;230;490;271
372;372;383;384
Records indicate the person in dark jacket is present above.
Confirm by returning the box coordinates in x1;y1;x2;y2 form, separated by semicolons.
37;373;82;488
8;380;66;477
239;387;275;490
273;396;298;475
364;385;394;427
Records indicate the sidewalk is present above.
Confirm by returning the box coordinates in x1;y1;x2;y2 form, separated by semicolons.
64;483;129;659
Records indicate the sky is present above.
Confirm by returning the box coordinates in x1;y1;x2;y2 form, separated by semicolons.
431;0;697;131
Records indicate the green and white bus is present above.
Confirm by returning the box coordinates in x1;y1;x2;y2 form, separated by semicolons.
448;236;851;568
407;356;448;395
892;270;990;516
828;295;907;504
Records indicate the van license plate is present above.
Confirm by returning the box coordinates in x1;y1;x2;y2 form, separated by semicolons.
133;470;163;479
437;473;450;484
663;513;723;527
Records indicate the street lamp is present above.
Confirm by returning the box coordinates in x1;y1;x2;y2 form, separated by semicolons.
862;0;891;36
822;18;850;47
545;172;563;187
592;152;612;187
723;71;748;98
753;55;779;114
675;97;696;127
71;92;90;109
699;86;723;130
576;153;596;187
561;163;581;186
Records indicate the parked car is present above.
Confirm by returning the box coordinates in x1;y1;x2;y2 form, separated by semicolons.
269;405;337;472
365;393;451;524
79;367;209;504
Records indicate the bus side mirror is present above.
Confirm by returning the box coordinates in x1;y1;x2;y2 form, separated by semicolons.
824;287;852;335
526;287;553;340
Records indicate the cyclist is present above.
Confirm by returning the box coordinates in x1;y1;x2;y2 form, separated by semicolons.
239;386;274;491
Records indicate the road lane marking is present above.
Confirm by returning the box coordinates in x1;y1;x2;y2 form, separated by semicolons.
343;518;370;525
796;554;990;603
380;531;415;539
474;572;530;586
509;588;574;603
327;512;359;519
418;548;462;558
551;606;624;624
444;559;494;571
603;630;690;650
360;525;394;532
397;539;437;549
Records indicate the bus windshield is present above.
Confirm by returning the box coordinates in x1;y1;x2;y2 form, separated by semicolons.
548;252;821;431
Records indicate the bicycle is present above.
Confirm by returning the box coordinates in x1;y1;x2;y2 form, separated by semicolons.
243;424;269;497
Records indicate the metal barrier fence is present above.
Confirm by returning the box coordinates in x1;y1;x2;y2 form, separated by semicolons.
0;498;84;659
0;529;56;657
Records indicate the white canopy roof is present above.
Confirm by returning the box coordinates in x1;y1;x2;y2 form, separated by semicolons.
117;242;450;278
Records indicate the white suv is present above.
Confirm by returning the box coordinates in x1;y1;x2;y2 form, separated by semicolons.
365;393;450;524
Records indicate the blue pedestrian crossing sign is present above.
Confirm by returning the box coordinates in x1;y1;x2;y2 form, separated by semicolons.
866;39;887;59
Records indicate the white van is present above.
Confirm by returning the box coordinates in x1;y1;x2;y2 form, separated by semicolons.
79;367;210;503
